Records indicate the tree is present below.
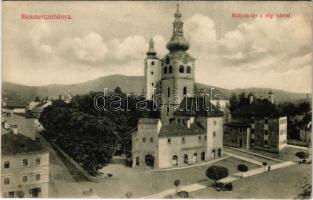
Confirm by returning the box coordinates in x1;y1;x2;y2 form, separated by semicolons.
295;151;309;163
237;164;249;177
114;86;123;94
205;166;229;184
229;93;239;111
298;101;311;114
174;179;181;193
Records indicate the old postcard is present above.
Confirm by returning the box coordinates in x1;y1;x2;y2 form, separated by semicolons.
1;1;312;199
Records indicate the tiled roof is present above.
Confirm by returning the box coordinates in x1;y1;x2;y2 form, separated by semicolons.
158;122;205;137
174;97;224;117
1;133;47;155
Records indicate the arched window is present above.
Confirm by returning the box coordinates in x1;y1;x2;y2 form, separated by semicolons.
169;65;173;73
167;87;170;97
183;154;188;164
164;67;167;74
187;66;191;73
151;61;155;66
179;65;184;73
172;155;178;166
183;87;187;95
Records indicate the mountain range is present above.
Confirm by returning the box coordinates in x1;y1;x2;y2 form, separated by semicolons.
2;75;310;105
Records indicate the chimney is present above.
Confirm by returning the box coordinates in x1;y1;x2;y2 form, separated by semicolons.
186;119;191;129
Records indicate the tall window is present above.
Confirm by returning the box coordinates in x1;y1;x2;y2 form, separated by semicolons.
265;117;268;124
167;87;170;97
22;159;28;167
164;67;167;74
167;106;169;116
22;176;28;182
179;65;184;73
169;65;173;73
151;61;155;66
4;161;10;169
183;87;187;95
264;130;268;135
36;174;41;181
36;158;40;165
4;178;9;185
187;66;191;73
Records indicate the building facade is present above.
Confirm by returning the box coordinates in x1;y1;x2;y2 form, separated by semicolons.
132;5;224;169
224;93;288;152
1;133;49;198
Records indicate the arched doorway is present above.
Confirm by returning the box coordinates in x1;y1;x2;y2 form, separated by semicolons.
183;154;188;164
201;152;205;161
145;154;154;167
193;153;198;163
172;155;178;166
211;150;215;159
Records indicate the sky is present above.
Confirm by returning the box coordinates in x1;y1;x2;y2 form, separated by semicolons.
2;1;312;93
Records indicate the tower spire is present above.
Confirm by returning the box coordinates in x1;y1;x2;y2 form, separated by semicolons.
166;4;189;52
146;36;157;57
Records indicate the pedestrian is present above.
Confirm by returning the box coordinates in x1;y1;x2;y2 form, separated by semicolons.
268;165;271;171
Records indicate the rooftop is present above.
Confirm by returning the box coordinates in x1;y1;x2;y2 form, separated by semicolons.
158;122;205;137
1;133;47;155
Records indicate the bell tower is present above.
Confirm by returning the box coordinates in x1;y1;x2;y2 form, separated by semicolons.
144;37;161;100
160;4;196;124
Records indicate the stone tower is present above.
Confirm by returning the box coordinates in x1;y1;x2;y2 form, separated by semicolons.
160;4;196;124
144;38;161;100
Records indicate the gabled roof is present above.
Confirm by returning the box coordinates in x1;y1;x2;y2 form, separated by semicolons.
158;122;205;137
174;97;224;117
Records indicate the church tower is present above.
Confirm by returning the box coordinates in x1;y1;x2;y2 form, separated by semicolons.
144;37;161;100
160;4;196;124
